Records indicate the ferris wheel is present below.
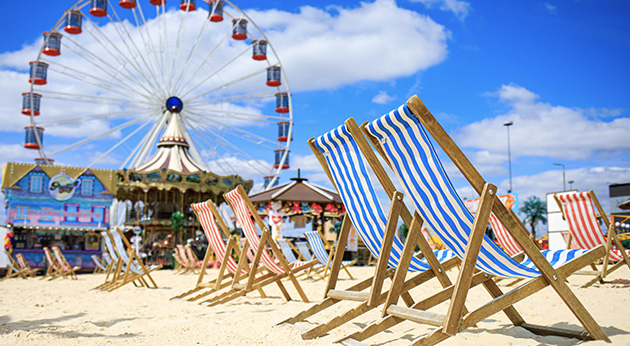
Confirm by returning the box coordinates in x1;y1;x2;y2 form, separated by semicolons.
22;0;292;190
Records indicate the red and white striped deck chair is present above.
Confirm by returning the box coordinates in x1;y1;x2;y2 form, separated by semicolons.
52;246;80;280
176;244;194;274
489;212;522;257
208;185;317;306
42;247;65;280
172;199;268;302
15;253;41;278
556;190;630;287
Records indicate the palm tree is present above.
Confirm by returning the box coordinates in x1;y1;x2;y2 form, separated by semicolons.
520;196;547;241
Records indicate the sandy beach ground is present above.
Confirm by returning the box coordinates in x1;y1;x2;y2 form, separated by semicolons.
1;265;629;345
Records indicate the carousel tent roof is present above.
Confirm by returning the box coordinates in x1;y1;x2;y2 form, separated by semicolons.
134;113;205;173
249;175;341;204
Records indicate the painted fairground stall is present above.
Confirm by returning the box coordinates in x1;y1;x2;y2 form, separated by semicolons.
2;162;115;271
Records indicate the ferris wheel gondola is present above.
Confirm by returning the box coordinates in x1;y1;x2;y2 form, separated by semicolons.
23;0;293;190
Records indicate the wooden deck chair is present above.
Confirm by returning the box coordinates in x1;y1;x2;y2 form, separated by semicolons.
172;199;269;302
185;245;204;272
555;190;630;287
175;244;193;274
104;228;162;291
41;247;64;280
52;246;80;280
2;251;27;280
171;246;186;273
94;231;122;289
295;240;327;278
338;96;610;345
279;121;459;340
91;254;107;274
207;186;318;306
15;253;41;278
278;238;312;279
304;230;357;280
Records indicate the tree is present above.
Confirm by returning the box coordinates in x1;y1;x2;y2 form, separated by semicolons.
520;196;547;241
171;211;184;244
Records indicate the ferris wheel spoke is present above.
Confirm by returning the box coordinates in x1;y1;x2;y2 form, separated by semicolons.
86;114;156;169
132;1;171;95
186;112;276;150
172;10;211;94
181;115;272;174
179;44;256;99
155;3;174;93
37;107;157;127
106;3;168;96
185;90;276;107
47;113;154;158
184;68;268;102
175;19;240;96
130;111;169;169
183;116;268;176
81;14;165;98
36;89;155;108
59;36;159;102
168;4;192;94
181;117;235;174
184;106;284;123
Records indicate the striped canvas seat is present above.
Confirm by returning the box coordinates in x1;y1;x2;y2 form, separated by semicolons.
225;188;311;274
489;212;586;270
192;201;242;275
557;191;630;261
365;103;589;279
313;124;455;272
304;230;355;268
555;191;630;286
278;238;299;263
296;241;315;261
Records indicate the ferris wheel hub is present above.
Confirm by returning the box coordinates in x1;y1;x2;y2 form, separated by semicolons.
166;96;184;113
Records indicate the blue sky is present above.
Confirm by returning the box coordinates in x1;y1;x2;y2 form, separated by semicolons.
0;0;629;226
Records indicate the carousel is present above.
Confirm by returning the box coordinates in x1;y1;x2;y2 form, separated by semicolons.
114;110;253;262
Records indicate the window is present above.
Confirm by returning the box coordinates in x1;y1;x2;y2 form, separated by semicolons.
81;179;93;195
30;175;42;193
15;206;28;220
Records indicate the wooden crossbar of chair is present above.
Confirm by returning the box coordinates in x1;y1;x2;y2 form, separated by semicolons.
91;255;107;274
337;95;610;345
172;199;268;302
206;186;318;307
278;120;459;340
555;190;630;287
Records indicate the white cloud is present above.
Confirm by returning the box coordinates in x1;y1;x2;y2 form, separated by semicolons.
456;84;630;162
372;91;396;104
543;2;558;14
411;0;471;20
248;0;449;91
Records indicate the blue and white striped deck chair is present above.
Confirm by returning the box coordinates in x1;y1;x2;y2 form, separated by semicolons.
106;228;162;291
342;95;609;344
304;230;357;280
94;231;121;290
277;238;299;263
278;123;459;340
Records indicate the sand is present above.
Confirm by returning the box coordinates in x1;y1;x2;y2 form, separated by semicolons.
0;265;629;345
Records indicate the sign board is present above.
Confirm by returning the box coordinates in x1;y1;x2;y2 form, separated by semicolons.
48;174;80;201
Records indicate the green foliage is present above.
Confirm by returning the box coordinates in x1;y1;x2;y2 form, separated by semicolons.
170;211;184;232
520;196;547;240
399;223;408;239
331;220;343;234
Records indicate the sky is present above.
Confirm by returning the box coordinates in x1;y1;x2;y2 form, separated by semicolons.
0;0;629;232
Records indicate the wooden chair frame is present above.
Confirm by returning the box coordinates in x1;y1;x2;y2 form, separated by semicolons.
172;199;269;302
206;185;318;307
337;95;609;345
278;120;459;340
52;246;79;280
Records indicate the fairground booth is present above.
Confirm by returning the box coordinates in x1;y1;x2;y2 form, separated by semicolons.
2;162;115;271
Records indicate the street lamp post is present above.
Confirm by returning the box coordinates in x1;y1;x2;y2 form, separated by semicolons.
568;180;574;190
553;162;566;191
504;121;513;193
